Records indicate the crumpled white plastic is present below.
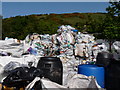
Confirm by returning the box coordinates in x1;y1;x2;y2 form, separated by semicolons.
66;74;101;88
112;41;120;54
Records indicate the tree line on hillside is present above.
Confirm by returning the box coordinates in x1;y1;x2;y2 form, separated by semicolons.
2;1;120;42
2;13;105;40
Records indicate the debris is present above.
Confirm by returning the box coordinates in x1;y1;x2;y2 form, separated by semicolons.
0;25;109;88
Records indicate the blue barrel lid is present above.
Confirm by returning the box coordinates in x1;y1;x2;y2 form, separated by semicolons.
78;64;104;69
78;64;97;67
72;29;78;32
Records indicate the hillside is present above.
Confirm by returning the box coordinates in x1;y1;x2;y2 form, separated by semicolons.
2;13;106;40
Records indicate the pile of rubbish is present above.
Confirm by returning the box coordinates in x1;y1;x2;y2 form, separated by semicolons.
1;25;119;89
24;25;107;62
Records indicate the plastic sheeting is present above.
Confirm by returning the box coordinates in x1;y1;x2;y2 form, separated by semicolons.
0;55;37;67
23;25;108;64
0;25;109;88
25;74;100;89
112;41;120;54
66;74;101;88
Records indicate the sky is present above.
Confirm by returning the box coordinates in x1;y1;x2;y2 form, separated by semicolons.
2;2;110;18
0;1;2;15
2;0;115;2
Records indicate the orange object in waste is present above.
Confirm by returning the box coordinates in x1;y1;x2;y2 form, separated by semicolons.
2;85;24;90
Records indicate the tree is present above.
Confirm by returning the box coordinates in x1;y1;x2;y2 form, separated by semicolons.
106;1;120;17
102;1;120;51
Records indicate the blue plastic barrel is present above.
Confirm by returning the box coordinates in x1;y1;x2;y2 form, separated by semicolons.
78;64;104;88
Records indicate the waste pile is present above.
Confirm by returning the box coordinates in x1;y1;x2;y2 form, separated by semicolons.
24;25;107;63
0;25;110;89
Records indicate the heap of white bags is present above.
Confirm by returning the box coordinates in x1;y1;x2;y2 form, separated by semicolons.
23;25;108;64
0;25;108;88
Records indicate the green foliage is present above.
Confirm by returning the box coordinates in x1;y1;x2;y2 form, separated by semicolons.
2;13;106;40
106;1;120;17
102;1;120;40
100;1;120;52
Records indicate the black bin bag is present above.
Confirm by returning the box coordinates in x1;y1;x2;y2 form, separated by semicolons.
96;51;113;67
2;67;42;88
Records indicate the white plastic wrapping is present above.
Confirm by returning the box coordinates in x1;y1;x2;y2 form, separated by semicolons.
66;74;101;88
112;41;120;54
0;25;109;88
